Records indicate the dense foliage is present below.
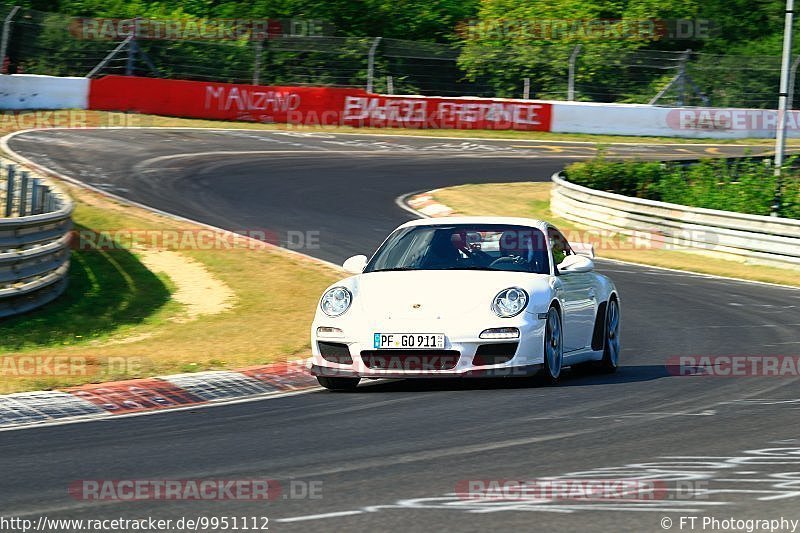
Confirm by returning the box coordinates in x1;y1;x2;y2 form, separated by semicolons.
565;155;800;219
9;0;480;42
3;0;799;103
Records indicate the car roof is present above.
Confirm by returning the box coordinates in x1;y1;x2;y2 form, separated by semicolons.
397;216;551;232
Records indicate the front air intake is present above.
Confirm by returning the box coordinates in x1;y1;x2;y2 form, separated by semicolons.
472;343;519;366
318;342;353;364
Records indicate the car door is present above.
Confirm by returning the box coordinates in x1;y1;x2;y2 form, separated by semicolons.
548;227;596;352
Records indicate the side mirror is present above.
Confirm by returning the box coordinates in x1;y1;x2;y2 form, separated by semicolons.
569;241;595;258
342;254;368;274
558;254;594;273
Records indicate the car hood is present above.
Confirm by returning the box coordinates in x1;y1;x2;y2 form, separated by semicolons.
352;270;547;319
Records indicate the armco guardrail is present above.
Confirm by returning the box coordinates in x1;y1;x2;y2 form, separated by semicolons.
551;172;800;268
0;160;73;318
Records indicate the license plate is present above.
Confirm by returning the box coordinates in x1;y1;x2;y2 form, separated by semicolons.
374;333;445;350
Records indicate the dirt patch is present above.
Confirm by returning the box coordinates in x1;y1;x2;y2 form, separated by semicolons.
137;248;236;321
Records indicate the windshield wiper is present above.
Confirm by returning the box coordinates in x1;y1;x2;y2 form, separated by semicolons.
369;267;417;272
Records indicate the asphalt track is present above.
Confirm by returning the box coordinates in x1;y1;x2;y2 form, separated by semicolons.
2;129;800;533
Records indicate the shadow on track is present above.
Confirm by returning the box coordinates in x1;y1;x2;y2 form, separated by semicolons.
332;364;671;393
0;224;172;351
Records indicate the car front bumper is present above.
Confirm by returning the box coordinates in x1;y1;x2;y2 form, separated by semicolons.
310;311;547;379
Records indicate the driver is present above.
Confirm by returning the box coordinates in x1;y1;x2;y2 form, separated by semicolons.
490;230;547;272
423;230;461;268
451;230;492;266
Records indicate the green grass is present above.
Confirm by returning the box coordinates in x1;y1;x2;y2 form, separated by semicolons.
0;185;341;393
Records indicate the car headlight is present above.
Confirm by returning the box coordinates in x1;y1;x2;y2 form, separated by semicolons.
320;287;352;317
492;287;528;318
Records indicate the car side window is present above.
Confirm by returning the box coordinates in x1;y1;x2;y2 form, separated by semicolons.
548;228;572;271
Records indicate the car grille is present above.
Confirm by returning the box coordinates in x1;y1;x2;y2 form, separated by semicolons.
472;342;519;366
318;342;353;364
360;350;460;371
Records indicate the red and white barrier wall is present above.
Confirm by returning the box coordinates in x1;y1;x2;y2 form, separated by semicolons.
0;74;89;110
2;73;799;138
86;75;553;131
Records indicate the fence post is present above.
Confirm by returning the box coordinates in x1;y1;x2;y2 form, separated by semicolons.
253;38;263;85
126;40;138;76
125;17;140;76
18;170;28;216
523;77;530;99
5;164;15;217
787;54;800;110
0;5;20;73
366;37;382;93
676;49;691;106
86;35;133;77
568;44;581;101
386;75;394;95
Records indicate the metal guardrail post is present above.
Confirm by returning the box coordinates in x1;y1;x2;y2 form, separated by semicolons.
4;164;15;217
366;37;382;93
568;45;581;101
0;5;20;73
18;170;28;216
40;185;50;214
30;178;40;215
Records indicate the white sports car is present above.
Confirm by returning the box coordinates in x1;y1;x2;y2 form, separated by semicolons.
310;217;620;390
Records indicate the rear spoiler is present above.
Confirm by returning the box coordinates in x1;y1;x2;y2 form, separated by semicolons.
569;242;595;258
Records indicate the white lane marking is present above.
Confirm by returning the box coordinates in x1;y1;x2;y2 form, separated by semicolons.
276;510;367;523
6;125;772;147
276;444;800;523
729;302;799;309
586;409;716;419
130;150;562;173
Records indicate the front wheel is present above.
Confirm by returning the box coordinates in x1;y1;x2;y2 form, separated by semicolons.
539;306;563;384
599;299;621;373
316;376;360;391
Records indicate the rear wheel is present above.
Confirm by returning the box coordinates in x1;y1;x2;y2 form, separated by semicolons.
539;306;563;384
316;376;360;391
599;298;620;373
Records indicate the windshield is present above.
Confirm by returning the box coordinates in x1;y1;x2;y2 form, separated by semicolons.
364;224;550;274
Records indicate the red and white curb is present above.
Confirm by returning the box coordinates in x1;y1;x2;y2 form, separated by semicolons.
0;360;318;430
405;191;455;218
